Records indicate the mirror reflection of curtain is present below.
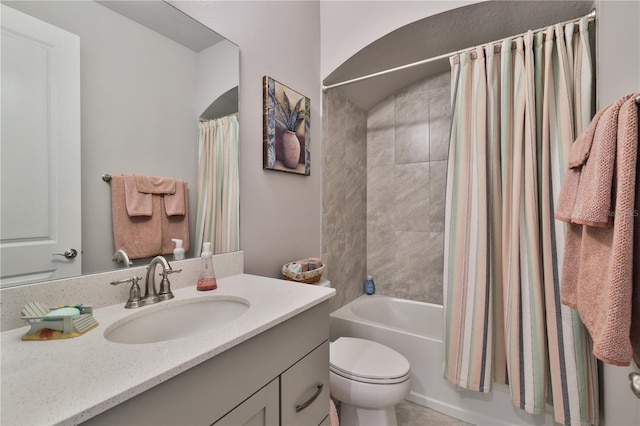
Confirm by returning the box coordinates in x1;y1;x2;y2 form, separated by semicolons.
195;114;239;255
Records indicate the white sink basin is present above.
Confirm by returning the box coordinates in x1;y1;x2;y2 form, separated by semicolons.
104;296;250;344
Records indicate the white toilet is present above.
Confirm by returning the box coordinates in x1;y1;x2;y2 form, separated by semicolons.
329;337;411;426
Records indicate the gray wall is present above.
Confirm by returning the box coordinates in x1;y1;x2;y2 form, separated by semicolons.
595;1;640;425
322;89;367;312
321;72;450;310
171;1;322;278
366;72;450;304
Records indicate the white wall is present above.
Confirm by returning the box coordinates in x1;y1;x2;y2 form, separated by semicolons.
196;39;239;117
595;2;640;423
319;0;480;79
171;1;322;278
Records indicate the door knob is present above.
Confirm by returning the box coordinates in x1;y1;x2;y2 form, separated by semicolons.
53;248;78;259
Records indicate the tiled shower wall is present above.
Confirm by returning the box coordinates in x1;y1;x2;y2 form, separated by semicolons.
322;71;451;309
322;89;368;312
367;72;450;304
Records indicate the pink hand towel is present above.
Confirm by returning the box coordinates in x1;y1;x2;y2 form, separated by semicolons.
556;93;636;227
160;182;189;255
123;174;152;217
164;179;186;216
134;174;176;194
111;175;162;259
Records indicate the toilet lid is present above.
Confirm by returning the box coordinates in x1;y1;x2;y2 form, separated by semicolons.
330;337;410;382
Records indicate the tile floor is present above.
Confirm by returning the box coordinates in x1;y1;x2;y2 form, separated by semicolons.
396;400;473;426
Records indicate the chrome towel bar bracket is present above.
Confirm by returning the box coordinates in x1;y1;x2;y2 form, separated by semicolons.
630;372;640;399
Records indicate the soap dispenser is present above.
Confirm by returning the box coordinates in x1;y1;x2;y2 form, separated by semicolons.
197;242;217;291
171;238;185;261
364;275;375;295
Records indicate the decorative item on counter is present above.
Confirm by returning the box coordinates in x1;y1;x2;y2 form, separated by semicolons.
20;302;99;341
298;259;309;272
288;262;303;274
364;275;375;295
282;257;325;284
172;238;185;260
197;242;217;291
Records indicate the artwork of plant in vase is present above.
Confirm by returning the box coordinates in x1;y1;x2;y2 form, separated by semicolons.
263;76;310;175
271;88;304;169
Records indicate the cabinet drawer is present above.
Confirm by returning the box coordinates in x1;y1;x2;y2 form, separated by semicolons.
281;341;329;426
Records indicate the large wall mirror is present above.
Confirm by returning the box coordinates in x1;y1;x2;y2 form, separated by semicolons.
0;0;239;287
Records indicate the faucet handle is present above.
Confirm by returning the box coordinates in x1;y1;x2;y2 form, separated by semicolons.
158;269;177;301
110;276;141;286
156;267;182;276
111;276;144;309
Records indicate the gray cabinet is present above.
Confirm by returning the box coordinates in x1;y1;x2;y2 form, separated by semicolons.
281;341;330;426
214;379;279;426
83;301;330;426
215;341;329;426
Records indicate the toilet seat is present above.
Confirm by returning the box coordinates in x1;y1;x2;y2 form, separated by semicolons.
330;337;410;385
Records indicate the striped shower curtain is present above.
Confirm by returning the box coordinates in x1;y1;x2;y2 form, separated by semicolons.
194;114;240;255
443;17;599;425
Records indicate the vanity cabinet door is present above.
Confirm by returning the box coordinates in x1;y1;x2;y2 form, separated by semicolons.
213;378;279;426
280;341;330;426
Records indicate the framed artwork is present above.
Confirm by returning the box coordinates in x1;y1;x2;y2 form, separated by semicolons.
263;76;310;175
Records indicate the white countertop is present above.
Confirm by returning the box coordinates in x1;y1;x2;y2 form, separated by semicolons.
0;274;335;426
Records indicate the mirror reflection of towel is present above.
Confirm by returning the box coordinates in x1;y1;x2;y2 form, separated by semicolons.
111;175;189;259
161;181;189;254
111;175;161;258
123;174;152;217
134;174;176;194
164;180;186;216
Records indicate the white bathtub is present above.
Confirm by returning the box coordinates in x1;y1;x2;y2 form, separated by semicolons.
330;295;556;426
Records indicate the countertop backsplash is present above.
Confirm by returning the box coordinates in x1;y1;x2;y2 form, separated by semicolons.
0;251;244;332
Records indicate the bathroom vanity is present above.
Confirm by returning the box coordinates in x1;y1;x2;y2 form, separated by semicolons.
0;274;334;425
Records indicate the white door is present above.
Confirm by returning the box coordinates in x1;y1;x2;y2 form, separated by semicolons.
1;5;81;287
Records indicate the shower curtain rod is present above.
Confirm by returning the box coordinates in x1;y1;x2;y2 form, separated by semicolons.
322;9;596;92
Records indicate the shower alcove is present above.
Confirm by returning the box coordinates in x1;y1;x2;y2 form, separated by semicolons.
321;0;595;311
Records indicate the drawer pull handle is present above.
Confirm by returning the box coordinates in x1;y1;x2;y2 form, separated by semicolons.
295;383;323;413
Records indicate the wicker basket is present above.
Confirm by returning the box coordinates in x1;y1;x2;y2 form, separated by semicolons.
282;262;325;284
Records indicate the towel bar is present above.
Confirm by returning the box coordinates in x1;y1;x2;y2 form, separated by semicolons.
102;174;112;182
636;96;640;105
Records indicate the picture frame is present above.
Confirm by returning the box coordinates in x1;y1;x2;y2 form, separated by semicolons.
263;76;310;175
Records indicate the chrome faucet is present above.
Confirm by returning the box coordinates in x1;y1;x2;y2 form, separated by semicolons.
112;249;132;268
142;256;182;305
142;256;170;305
110;255;181;309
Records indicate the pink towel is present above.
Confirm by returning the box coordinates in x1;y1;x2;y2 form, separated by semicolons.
111;175;162;259
160;182;189;255
556;93;636;227
329;399;339;426
123;174;152;217
164;179;186;216
557;93;640;366
134;174;176;194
